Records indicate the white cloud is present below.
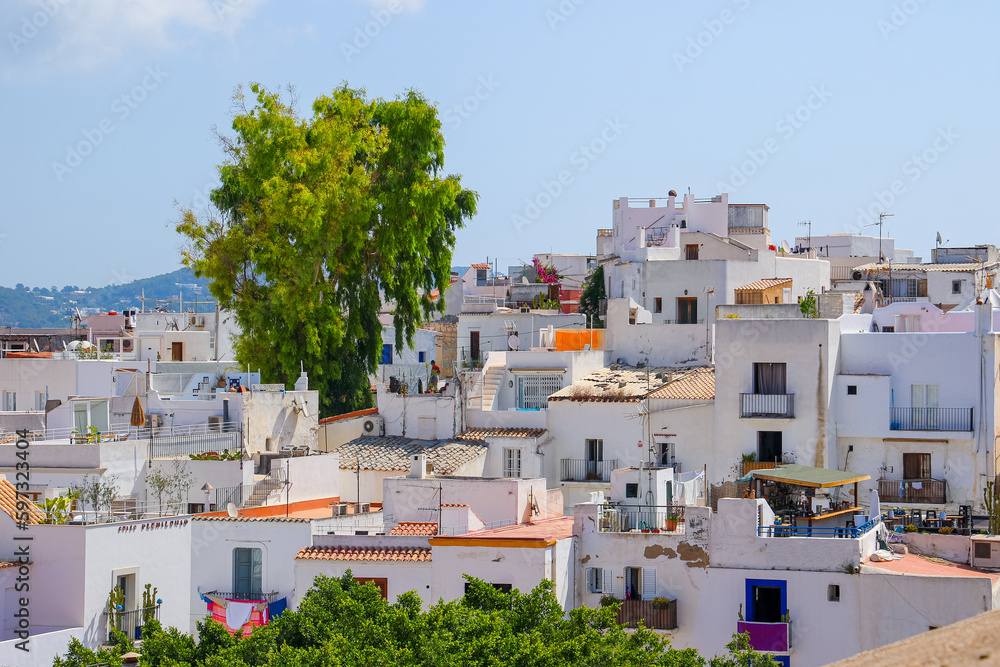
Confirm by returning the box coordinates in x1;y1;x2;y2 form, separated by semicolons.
3;0;269;75
362;0;426;13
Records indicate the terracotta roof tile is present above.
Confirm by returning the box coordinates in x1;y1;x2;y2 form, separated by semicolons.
0;476;45;525
319;407;377;426
439;503;469;508
336;436;487;474
390;521;438;536
457;427;546;440
191;516;310;523
295;546;432;562
548;366;682;403
645;366;715;400
0;561;20;569
734;278;792;292
470;263;490;270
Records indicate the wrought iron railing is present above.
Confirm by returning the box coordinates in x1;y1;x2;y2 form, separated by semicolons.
889;407;973;431
560;458;618;482
599;504;686;533
740;393;794;418
878;478;947;504
203;590;281;602
104;604;160;641
149;430;242;459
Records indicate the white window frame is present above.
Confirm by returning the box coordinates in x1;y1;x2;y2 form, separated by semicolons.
516;374;562;410
34;392;46;411
587;567;613;594
502;447;521;478
2;391;14;412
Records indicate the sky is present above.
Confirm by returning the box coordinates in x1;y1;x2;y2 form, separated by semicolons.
1;0;997;288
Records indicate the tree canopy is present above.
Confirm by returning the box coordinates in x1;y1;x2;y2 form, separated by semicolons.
579;265;607;328
177;83;477;416
54;574;776;667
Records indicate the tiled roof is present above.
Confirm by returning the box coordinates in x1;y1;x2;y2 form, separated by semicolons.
295;546;432;562
440;503;469;508
0;561;20;569
735;278;792;292
853;262;997;273
645;366;715;400
191;516;311;523
390;521;438;536
336;436;487;474
548;366;684;403
0;476;45;525
318;407;377;426
457;427;546;440
470;263;490;270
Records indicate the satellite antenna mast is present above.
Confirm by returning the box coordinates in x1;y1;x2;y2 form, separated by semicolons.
797;220;812;254
864;212;893;266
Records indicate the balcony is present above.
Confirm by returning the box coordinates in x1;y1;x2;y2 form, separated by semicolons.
616;598;677;630
561;458;618;482
599;504;686;534
736;620;790;652
740;393;794;419
104;604;160;641
890;407;973;432
878;478;947;505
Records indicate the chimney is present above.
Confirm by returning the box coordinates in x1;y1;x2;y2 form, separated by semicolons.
410;453;430;479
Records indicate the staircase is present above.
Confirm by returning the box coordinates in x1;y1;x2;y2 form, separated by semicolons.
481;365;506;410
243;469;286;508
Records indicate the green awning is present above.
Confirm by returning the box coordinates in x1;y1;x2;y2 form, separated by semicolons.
751;464;870;489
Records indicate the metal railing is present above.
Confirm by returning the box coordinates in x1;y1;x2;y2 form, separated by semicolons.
202;590;281;603
890;407;973;432
878;478;948;504
599;504;686;533
616;599;677;630
244;468;287;508
104;604;160;641
740;393;795;419
758;515;880;538
149;430;242;459
214;484;247;510
14;420;239;444
560;458;618;482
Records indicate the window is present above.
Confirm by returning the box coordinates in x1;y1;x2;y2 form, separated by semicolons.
624;567;656;601
685;244;699;260
975;542;991;559
625;483;638;498
1;392;14;412
585;438;604;478
881;326;895;333
847;385;857;395
746;579;786;623
503;448;521;478
903;453;931;480
587;567;611;594
911;384;939;428
380;344;393;365
35;392;46;411
465;582;512;594
476;269;487;286
677;297;698;324
654;297;662;313
418;351;426;363
517;374;562;410
898;314;922;332
355;577;388;599
758;431;782;463
828;584;840;602
658;442;672;466
233;547;263;599
953;280;963;294
753;363;787;395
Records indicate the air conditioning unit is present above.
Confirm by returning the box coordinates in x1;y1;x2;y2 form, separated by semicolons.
122;338;134;352
189;315;197;326
353;502;370;514
971;537;1000;568
361;416;382;436
197;316;206;327
208;415;224;432
332;503;349;516
145;414;163;428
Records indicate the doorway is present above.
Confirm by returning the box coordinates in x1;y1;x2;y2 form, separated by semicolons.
171;342;183;361
469;331;480;363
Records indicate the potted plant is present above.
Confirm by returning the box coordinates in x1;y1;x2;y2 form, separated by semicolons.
107;585;125;643
215;372;227;388
651;596;673;609
663;515;680;531
137;583;159;640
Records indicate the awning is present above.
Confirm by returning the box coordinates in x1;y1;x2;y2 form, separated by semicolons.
751;464;870;489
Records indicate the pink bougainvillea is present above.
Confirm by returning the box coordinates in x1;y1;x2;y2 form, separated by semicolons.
533;258;563;301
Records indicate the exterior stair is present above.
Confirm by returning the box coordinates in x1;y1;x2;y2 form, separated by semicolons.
243;469;286;508
481;365;506;411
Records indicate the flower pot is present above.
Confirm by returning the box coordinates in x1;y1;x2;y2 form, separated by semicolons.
641;529;650;533
663;520;678;531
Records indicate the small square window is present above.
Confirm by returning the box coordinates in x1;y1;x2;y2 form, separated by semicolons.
847;385;857;395
625;483;638;498
654;297;662;313
828;584;840;602
952;280;962;295
418;351;426;363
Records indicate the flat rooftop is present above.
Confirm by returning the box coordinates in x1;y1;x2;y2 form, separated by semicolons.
430;516;574;546
863;553;998;580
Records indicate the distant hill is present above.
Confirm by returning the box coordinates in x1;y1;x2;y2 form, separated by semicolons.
0;269;214;328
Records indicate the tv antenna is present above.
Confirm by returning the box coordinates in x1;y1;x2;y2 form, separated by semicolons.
797;220;812;253
865;212;893;266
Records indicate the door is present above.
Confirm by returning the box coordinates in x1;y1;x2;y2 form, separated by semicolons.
586;438;603;479
751;585;784;623
171;341;183;361
470;331;480;363
911;384;939;429
758;431;782;463
677;298;698;324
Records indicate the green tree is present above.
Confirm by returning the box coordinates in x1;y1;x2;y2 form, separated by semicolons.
579;265;607;328
176;83;477;417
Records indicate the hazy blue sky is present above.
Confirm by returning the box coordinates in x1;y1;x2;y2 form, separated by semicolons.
1;0;996;287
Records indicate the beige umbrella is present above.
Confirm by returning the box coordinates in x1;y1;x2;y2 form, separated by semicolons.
130;396;145;428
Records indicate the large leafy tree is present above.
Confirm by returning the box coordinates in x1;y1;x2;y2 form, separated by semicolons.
579;265;607;328
177;84;477;416
54;575;777;666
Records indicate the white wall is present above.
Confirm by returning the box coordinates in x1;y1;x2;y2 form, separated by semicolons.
241;390;319;454
292;558;432;608
382;475;551;527
377;387;459;440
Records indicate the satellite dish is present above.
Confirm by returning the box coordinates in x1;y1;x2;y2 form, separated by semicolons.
508;334;520;351
780;239;791;254
226;503;238;518
936;231;943;245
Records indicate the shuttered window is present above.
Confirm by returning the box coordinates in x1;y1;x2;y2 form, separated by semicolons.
517;375;562;410
903;453;931;480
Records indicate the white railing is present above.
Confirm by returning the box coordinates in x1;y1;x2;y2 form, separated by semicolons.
13;421;240;444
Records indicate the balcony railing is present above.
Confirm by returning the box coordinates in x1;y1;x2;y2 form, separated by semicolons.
890;407;973;432
758;515;880;539
616;599;677;630
561;458;618;482
740;393;794;419
878;478;947;505
742;461;777;477
599;504;686;534
736;620;790;653
202;590;282;602
104;604;160;641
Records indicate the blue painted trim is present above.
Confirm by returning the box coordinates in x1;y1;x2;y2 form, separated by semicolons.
745;578;787;622
771;656;790;667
